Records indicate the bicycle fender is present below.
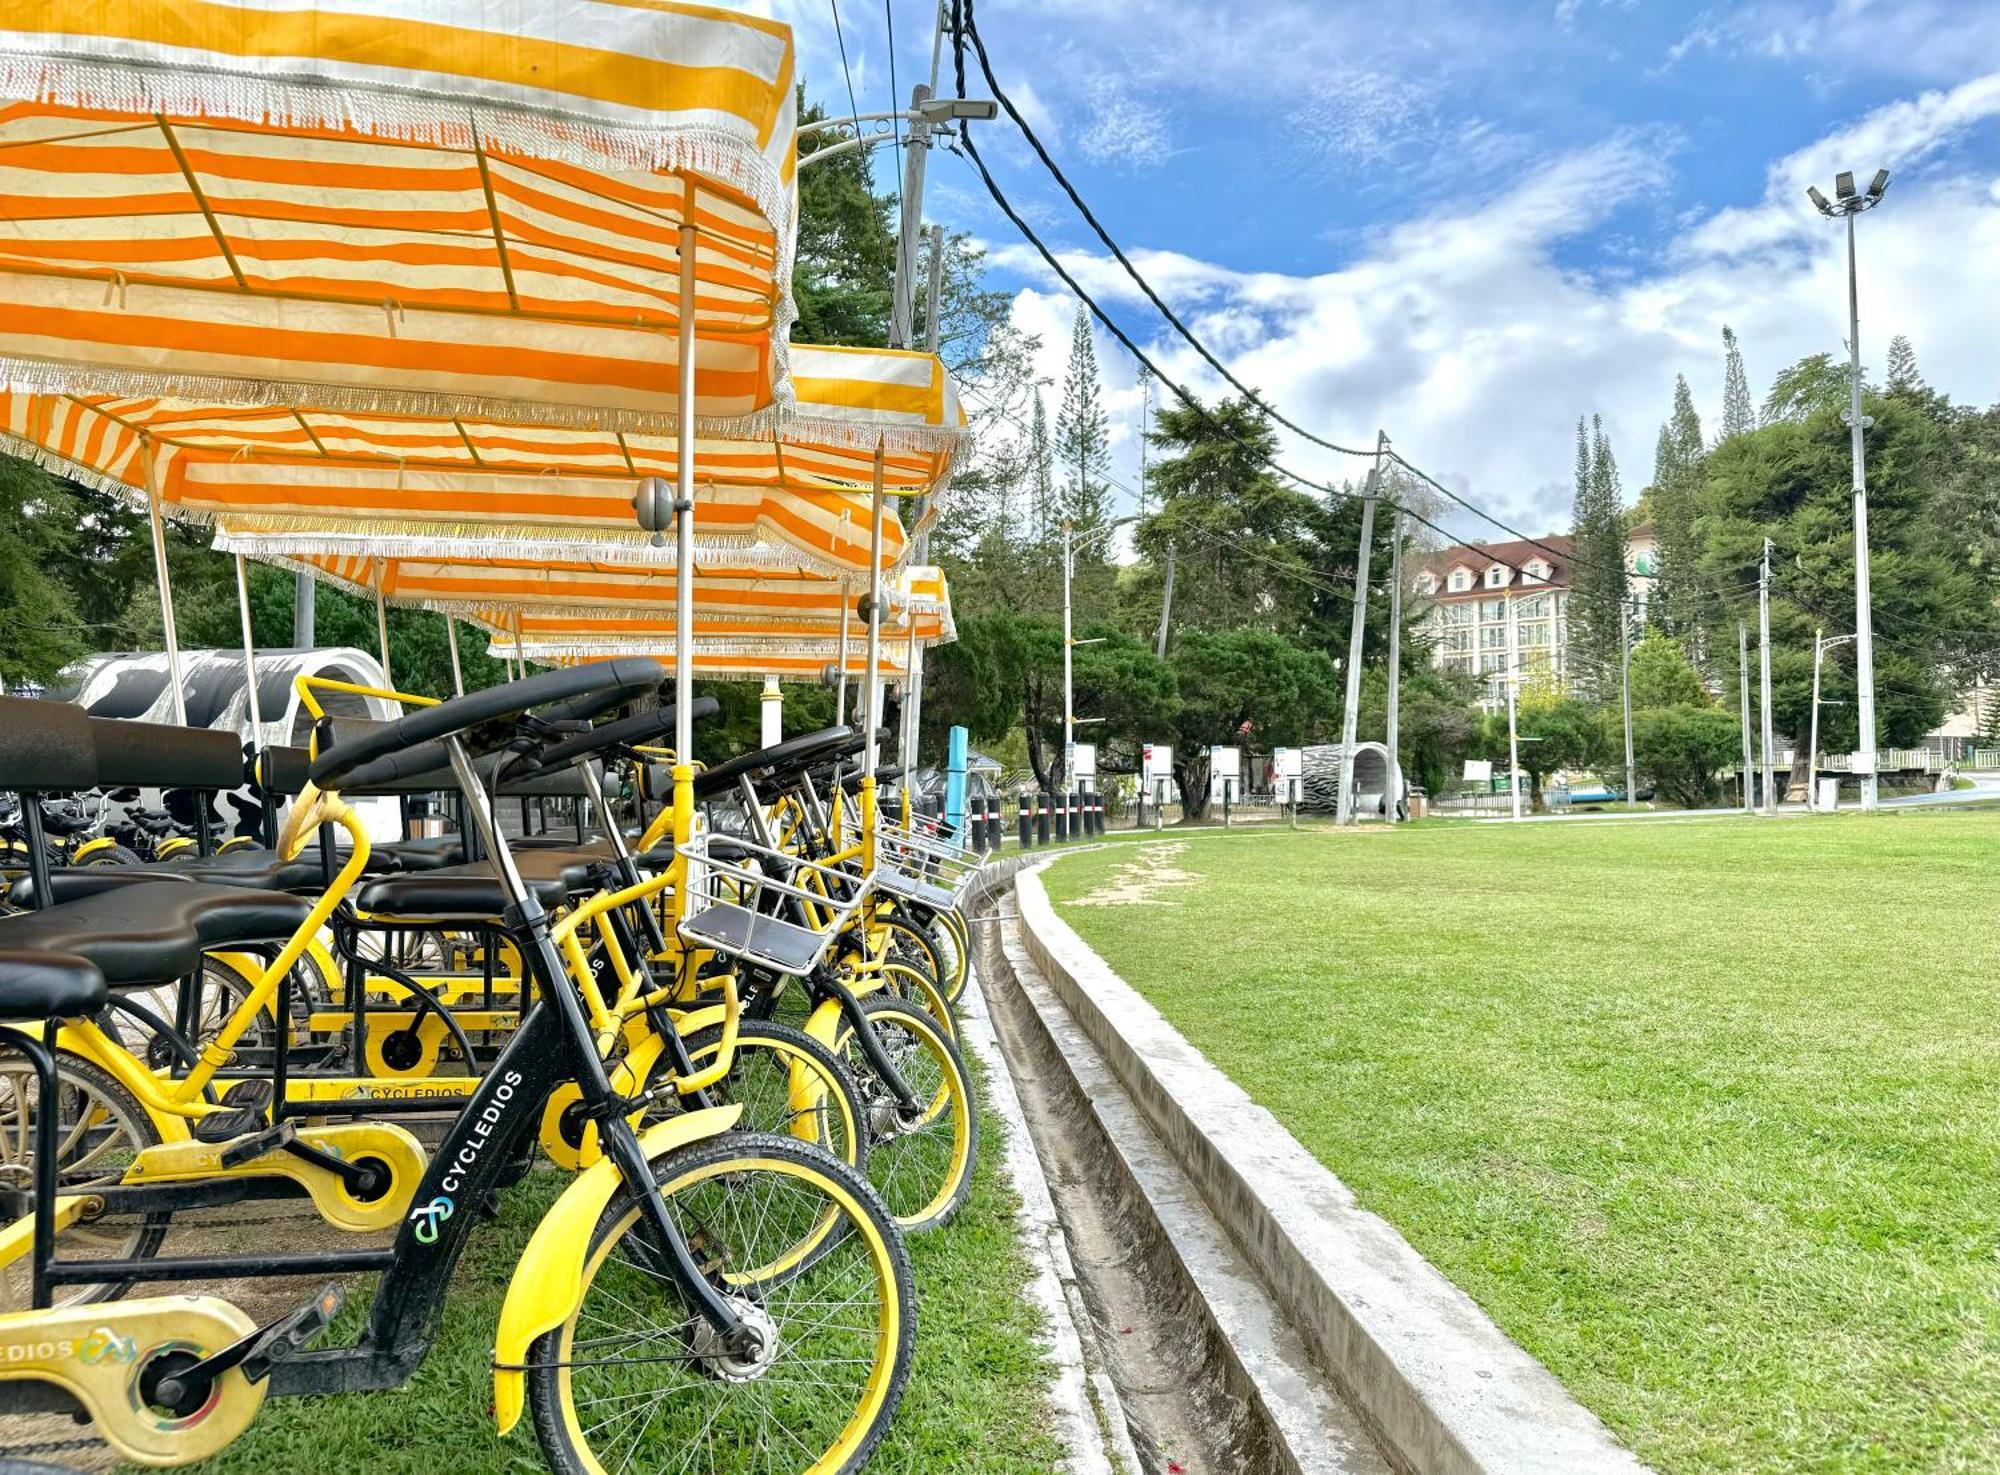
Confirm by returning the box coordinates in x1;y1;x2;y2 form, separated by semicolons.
69;836;117;863
0;1294;264;1465
492;1102;743;1434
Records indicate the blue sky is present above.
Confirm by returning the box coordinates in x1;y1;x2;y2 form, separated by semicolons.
763;0;2000;536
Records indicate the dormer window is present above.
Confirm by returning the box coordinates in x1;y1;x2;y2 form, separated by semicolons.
1447;568;1472;593
1416;571;1437;596
1523;559;1548;584
1484;564;1508;589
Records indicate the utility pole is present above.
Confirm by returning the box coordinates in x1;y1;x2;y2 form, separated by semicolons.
1808;627;1824;813
1807;168;1889;810
1385;502;1404;821
1507;591;1522;821
1337;431;1388;825
1062;518;1075;791
1620;610;1637;812
1758;538;1776;814
1738;623;1754;813
1155;551;1175;658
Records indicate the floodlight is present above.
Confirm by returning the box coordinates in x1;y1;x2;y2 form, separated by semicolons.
916;96;998;124
1806;184;1832;214
1867;168;1890;199
1835;171;1856;200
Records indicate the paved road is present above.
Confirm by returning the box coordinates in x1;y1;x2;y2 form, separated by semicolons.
1881;771;2000;808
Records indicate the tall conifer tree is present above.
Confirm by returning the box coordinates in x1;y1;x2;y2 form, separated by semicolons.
1568;414;1629;699
1650;373;1705;645
1054;306;1113;540
1720;324;1756;440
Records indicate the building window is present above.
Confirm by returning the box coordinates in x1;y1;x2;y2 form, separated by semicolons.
1443;603;1473;628
1480;625;1508;651
1438;629;1472;654
1448;568;1472;593
1479;651;1507;675
1485;564;1508;589
1519;621;1552;648
1523;559;1548;583
1416;571;1437;595
1479;597;1505;623
1517;594;1551;619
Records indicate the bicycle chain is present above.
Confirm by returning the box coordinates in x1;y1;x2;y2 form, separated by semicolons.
11;1434;103;1457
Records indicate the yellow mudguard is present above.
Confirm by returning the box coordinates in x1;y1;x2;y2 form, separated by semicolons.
126;1122;428;1232
492;1103;742;1433
0;1295;265;1466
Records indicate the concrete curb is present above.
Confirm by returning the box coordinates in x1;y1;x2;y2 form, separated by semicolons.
1015;860;1654;1475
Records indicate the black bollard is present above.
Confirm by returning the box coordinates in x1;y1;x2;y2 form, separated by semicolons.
1054;792;1068;842
1018;795;1032;848
1037;794;1052;846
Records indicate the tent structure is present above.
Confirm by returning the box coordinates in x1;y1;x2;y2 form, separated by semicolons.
1299;742;1405;819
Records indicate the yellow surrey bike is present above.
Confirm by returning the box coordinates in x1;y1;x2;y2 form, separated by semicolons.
0;688;875;1306
0;660;918;1473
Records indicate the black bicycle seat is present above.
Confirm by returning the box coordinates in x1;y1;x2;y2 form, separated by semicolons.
692;727;860;801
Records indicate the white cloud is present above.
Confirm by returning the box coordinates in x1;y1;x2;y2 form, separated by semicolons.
1660;1;2000;84
975;84;2000;537
1075;73;1174;170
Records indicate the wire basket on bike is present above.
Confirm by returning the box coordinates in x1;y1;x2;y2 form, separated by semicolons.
675;832;873;976
838;809;981;910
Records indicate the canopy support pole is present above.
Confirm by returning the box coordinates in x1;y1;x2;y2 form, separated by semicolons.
141;442;188;724
445;615;466;696
233;554;262;739
673;222;699;796
902;616;919;799
835;578;852;727
861;447;887;870
512;609;527;677
373;561;393;690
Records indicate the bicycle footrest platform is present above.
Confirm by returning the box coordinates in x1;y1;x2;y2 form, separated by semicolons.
219;1078;275;1112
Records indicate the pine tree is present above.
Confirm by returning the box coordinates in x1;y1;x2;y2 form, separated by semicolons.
1886;334;1922;394
1650;373;1704;645
1053;306;1112;539
1567;414;1629;700
1720;324;1756;440
1027;389;1055;546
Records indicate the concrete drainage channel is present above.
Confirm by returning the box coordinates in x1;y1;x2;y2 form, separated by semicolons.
965;851;1654;1475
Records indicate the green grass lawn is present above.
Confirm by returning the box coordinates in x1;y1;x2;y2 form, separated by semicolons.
1043;810;2000;1475
169;1080;1063;1475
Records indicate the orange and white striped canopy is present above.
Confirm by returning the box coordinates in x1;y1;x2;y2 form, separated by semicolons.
466;566;955;666
527;648;916;684
0;0;801;429
0;344;965;570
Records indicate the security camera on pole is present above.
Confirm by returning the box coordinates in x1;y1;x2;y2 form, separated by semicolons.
1806;167;1889;811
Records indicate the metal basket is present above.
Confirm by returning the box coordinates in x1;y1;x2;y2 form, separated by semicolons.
675;832;872;976
839;810;981;909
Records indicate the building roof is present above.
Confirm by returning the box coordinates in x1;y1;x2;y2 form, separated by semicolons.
1418;534;1574;589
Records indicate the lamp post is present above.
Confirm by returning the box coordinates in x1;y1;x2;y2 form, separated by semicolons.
1620;610;1637;812
1808;630;1858;811
1807;167;1888;811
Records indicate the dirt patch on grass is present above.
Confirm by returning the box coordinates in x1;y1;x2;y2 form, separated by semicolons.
1069;842;1202;908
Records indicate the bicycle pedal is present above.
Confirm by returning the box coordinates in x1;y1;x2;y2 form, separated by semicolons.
192;1104;271;1145
215;1119;299;1167
219;1078;275;1111
242;1284;345;1383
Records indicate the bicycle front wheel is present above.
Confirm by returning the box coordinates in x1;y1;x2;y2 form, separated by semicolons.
527;1132;914;1475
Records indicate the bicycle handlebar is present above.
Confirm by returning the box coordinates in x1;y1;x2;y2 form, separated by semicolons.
310;660;665;791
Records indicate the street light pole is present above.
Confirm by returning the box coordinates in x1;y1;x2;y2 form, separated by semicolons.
1062;518;1074;789
1337;432;1387;826
1386;504;1405;822
1759;538;1776;815
1506;600;1522;824
1738;623;1754;813
1620;611;1637;812
1808;168;1889;811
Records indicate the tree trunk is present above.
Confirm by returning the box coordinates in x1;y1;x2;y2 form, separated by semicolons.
1176;754;1211;822
1024;678;1053;796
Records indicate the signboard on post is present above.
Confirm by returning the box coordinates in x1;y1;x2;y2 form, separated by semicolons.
1272;746;1303;804
1208;745;1241;803
1142;743;1173;783
1072;743;1097;781
1464;758;1494;783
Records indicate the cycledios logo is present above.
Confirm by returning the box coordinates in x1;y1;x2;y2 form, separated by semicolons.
405;1068;523;1247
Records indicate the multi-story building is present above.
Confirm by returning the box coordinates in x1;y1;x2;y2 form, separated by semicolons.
1416;530;1656;707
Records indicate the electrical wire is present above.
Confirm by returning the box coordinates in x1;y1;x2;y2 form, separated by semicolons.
884;0;903;154
828;0;864;148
